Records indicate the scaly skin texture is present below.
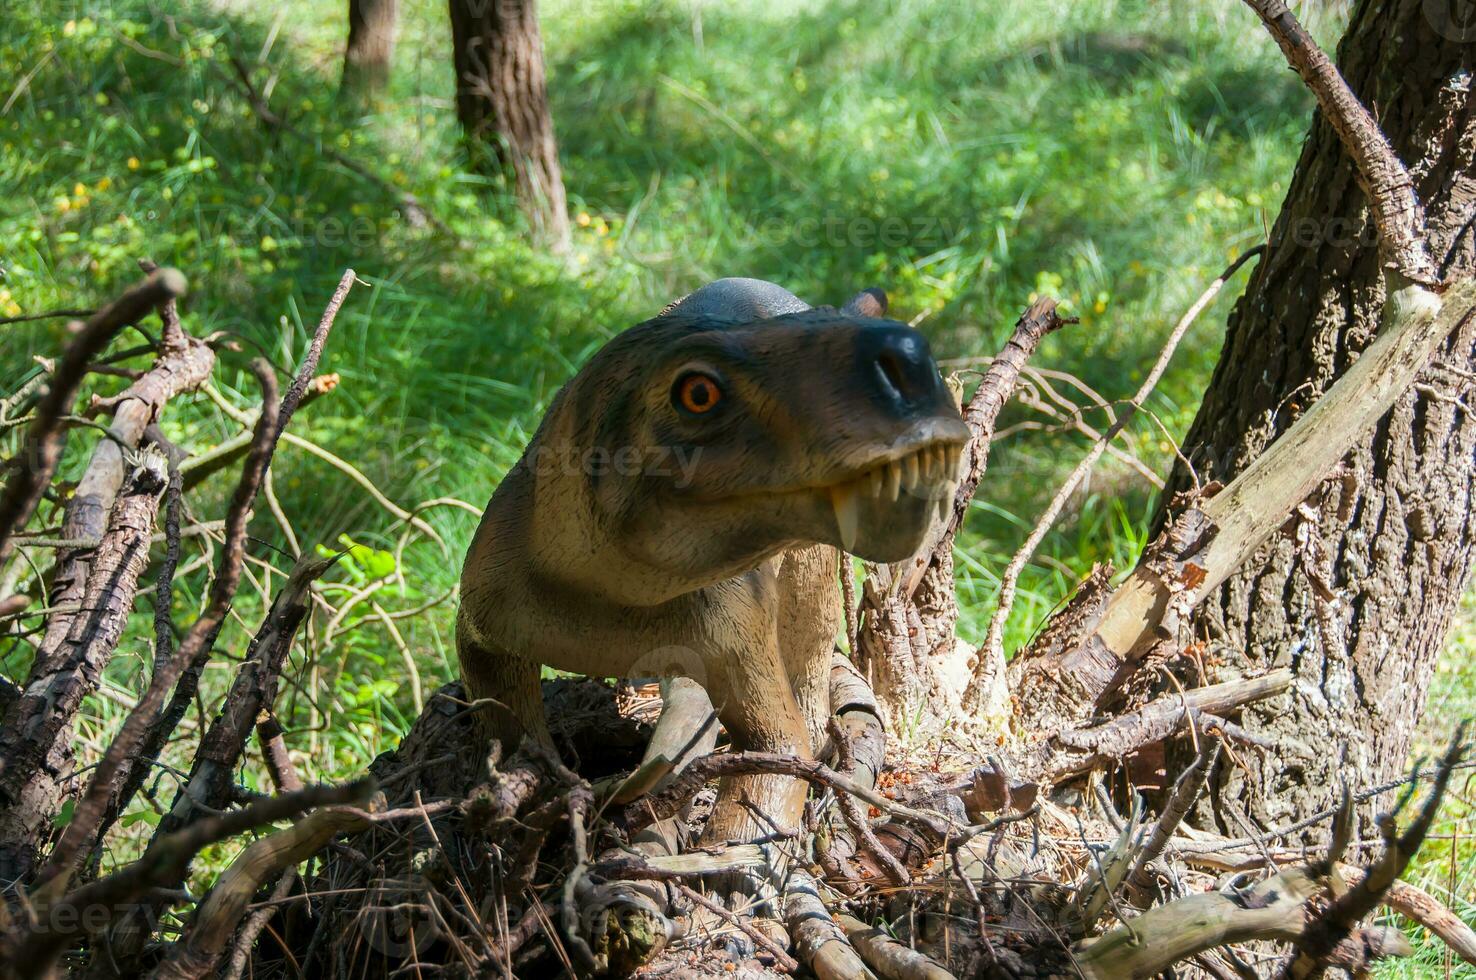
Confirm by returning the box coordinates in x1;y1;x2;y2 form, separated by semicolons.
457;279;967;842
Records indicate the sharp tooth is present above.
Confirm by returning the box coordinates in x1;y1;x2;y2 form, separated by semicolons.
885;462;902;501
868;467;883;497
927;446;942;481
903;453;920;493
936;488;951;526
831;482;860;553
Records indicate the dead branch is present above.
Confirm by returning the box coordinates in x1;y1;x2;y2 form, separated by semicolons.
1340;866;1476;967
17;289;212;687
220;869;296;980
1077;736;1465;979
32;361;281;893
8;780;371;979
1239;0;1436;284
972;246;1263;707
0;447;169;884
255;712;304;793
151;804;371;980
79;275;352;968
1027;670;1293;783
0;267;185;572
835;911;955;980
113;271;354;845
785;870;878;980
1180;841;1476;967
152;554;335;838
829;653;885;792
1077;864;1320;978
947;298;1074;557
1284;734;1464;978
825;718;909;886
1128;735;1219;893
0;309;95;326
676;883;800;974
1069;795;1145;937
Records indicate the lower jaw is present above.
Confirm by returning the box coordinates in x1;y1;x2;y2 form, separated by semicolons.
834;487;953;562
826;478;950;554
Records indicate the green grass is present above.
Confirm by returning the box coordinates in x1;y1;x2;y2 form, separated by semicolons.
1374;596;1476;979
7;0;1423;901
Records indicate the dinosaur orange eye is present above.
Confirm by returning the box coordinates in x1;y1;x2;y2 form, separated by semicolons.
674;372;723;414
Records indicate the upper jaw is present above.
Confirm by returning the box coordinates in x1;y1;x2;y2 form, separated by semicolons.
818;416;971;487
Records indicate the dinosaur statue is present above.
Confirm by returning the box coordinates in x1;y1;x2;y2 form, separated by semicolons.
455;277;967;926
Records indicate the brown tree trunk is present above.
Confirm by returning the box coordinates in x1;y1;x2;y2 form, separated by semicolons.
341;0;399;97
447;0;571;250
1157;0;1476;834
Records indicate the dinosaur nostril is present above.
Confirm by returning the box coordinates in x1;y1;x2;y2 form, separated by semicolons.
856;325;941;412
876;349;910;400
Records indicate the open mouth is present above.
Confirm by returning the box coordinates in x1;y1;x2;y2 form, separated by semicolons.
826;441;964;552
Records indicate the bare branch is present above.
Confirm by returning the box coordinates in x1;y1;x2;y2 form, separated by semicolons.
12;780;372;978
1284;731;1466;978
972;246;1263;706
0;449;169;882
152;804;371;980
1239;0;1436;283
1128;736;1220;892
34;362;280;891
0;267;185;570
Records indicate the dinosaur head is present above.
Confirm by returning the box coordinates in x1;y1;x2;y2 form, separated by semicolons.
526;279;969;601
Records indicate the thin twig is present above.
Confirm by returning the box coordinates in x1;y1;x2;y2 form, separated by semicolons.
677;883;801;973
972;246;1264;699
0;308;95;325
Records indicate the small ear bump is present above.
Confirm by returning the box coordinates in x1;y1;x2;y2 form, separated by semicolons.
840;287;888;318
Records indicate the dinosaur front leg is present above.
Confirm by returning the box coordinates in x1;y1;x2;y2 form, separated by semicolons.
698;545;843;847
455;616;553;748
701;643;814;847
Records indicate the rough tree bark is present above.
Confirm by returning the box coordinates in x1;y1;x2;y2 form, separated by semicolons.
341;0;399;97
447;0;572;250
1158;0;1476;833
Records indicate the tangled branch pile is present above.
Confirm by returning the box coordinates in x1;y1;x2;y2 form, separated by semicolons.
2;2;1476;978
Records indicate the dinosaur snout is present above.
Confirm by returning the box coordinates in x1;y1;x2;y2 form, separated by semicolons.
858;325;951;416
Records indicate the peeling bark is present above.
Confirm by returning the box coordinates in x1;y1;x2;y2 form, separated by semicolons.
0;452;168;885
